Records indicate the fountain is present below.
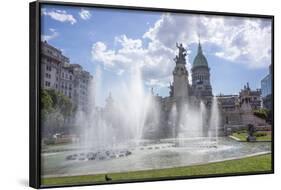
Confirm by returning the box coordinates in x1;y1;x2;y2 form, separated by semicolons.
69;60;223;161
68;42;224;158
41;42;271;178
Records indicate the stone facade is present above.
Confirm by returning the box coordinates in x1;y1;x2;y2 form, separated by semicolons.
171;43;190;98
41;41;69;91
168;42;213;102
191;42;213;100
143;41;267;139
217;83;267;134
41;41;93;111
143;42;219;139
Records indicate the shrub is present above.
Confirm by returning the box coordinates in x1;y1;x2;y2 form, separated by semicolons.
254;132;267;137
253;108;269;120
43;138;55;145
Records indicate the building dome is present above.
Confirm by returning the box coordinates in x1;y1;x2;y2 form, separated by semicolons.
192;42;208;68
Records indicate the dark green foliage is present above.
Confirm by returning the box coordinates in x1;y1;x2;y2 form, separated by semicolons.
41;89;75;137
41;90;53;111
254;132;267;137
43;138;55;145
45;89;74;117
267;109;273;124
253;108;269;120
41;90;54;120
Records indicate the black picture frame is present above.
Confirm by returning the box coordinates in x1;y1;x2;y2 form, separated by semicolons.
30;1;274;189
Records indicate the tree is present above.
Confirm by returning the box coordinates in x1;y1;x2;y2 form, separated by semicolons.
41;89;53;121
47;89;74;118
253;108;269;120
41;89;75;137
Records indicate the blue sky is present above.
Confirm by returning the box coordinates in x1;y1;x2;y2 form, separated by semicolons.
41;4;272;105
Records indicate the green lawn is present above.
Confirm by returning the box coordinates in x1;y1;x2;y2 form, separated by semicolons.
42;154;272;187
231;131;271;141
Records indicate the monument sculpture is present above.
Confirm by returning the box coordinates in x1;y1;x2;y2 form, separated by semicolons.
142;42;221;139
247;124;257;142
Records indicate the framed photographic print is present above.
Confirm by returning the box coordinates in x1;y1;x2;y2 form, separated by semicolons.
29;1;274;188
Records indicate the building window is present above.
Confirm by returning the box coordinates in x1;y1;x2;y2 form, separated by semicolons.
45;81;50;87
46;65;52;71
45;73;51;79
70;75;72;80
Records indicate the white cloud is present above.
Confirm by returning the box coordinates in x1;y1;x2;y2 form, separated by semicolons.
144;14;271;69
41;28;59;42
91;35;177;88
91;14;271;89
201;17;272;68
79;9;91;20
42;9;77;25
91;41;131;67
